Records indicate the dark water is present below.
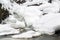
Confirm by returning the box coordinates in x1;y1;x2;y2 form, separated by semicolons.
0;35;60;40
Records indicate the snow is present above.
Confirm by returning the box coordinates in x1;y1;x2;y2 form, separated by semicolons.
39;2;59;13
22;0;48;6
11;21;25;29
0;0;60;38
33;13;60;35
12;30;41;38
0;24;19;36
43;2;59;13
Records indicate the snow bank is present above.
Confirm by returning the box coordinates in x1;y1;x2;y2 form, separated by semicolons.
12;30;41;38
0;0;60;38
0;24;19;36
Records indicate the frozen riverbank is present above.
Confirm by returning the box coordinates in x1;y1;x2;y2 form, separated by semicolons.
0;35;60;40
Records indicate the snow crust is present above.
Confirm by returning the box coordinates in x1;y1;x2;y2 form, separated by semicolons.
0;0;60;38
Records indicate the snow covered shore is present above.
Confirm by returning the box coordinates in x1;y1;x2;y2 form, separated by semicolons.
0;0;60;38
